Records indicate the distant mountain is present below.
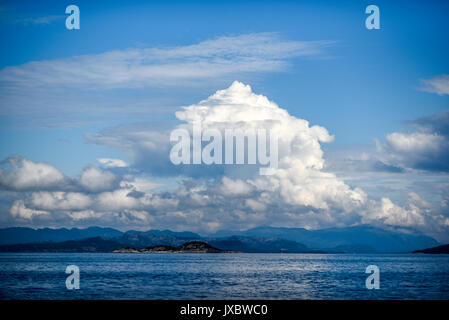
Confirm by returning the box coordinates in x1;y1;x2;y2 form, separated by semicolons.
117;232;315;253
413;244;449;254
0;231;316;253
208;236;317;253
0;225;440;253
212;225;439;253
326;244;377;254
0;237;123;252
0;227;200;247
138;229;201;239
0;227;123;245
119;231;196;248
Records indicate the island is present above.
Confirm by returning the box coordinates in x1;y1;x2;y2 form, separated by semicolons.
412;244;449;254
113;241;237;253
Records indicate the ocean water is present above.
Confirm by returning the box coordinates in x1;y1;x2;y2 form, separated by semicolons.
0;253;448;300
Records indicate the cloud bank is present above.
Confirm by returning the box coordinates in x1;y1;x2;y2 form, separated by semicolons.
2;82;448;241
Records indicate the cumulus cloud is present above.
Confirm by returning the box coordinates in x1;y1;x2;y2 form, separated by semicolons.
30;192;93;211
377;110;449;172
171;81;366;212
10;200;48;219
219;177;253;196
385;132;443;153
420;74;449;95
0;155;68;191
84;81;374;230
0;156;123;193
362;195;426;227
79;166;121;192
120;177;160;193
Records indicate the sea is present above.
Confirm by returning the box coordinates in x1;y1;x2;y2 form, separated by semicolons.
0;253;448;300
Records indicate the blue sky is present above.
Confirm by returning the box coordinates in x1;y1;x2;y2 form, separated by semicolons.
0;0;448;240
1;0;448;174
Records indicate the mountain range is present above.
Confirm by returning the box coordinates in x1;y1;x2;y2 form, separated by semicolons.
211;225;440;253
0;225;441;253
0;226;122;245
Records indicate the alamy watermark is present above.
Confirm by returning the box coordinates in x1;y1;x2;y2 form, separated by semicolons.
365;5;380;30
365;265;380;289
65;5;80;30
65;265;80;290
169;121;278;175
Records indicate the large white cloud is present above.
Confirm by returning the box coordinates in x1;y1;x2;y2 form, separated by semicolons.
175;81;366;212
83;82;375;231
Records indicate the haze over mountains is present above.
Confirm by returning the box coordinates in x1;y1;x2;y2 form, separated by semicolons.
0;225;440;253
211;225;440;253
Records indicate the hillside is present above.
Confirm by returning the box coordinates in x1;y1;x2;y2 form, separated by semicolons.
413;244;449;254
115;241;234;253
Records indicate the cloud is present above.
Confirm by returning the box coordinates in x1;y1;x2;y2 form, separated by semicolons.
10;200;48;219
325;154;404;174
120;176;160;193
377;110;449;172
86;81;372;229
0;155;68;191
0;156;122;193
79;167;121;192
30;192;93;211
97;158;128;168
167;81;365;212
385;132;444;153
0;33;333;127
86;123;179;176
420;74;449;95
219;177;253;196
0;33;332;90
15;15;64;26
362;195;426;227
409;109;449;135
318;73;449;175
2;83;449;241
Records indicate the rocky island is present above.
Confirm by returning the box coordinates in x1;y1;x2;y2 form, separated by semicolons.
114;241;237;253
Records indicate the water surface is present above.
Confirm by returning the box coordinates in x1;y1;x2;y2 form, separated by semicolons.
1;253;448;299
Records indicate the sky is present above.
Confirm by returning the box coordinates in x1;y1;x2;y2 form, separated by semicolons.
0;0;448;241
